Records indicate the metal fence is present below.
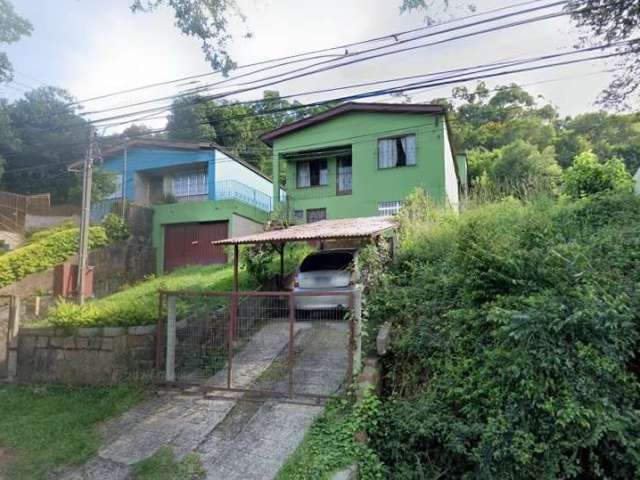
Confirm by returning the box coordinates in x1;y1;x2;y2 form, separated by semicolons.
158;290;361;400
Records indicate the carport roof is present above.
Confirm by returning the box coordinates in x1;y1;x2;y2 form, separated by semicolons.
213;216;397;245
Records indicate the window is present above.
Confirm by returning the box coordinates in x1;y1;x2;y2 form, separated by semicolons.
306;208;327;223
294;210;304;222
297;159;328;188
172;172;208;197
378;134;416;169
106;174;123;200
300;251;354;272
378;201;404;216
337;155;352;195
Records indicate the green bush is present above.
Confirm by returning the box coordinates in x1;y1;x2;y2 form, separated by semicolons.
563;150;634;198
0;226;109;289
102;213;129;242
366;192;640;479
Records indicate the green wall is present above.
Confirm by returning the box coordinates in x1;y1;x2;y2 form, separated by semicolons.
152;199;268;273
272;111;449;221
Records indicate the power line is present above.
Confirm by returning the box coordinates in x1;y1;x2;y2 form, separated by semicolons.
28;0;571;128
66;0;555;107
2;41;633;166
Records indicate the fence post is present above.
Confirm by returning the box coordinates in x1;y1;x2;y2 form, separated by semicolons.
288;292;295;397
165;295;176;383
352;288;363;376
7;295;21;380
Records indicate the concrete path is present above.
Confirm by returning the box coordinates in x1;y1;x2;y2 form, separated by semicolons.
60;320;349;480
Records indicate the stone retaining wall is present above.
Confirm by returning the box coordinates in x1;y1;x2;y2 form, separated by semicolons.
17;325;157;384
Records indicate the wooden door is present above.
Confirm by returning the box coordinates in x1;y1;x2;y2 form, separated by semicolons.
164;221;229;272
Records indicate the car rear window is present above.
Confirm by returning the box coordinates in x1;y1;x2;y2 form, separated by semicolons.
300;252;354;272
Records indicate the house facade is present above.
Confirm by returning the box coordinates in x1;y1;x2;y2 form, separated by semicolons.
262;103;466;223
93;140;276;273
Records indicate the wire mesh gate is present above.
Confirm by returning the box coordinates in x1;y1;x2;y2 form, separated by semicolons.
157;290;361;400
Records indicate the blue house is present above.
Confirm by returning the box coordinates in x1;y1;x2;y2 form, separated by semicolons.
91;140;277;273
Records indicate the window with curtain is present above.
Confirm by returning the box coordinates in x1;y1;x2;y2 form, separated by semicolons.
172;171;208;197
378;134;416;169
337;155;352;194
297;159;328;188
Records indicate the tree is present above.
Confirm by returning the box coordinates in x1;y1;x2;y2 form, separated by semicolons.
130;0;249;74
554;112;640;172
488;140;561;198
566;0;640;107
451;83;558;153
0;87;89;202
0;0;33;83
562;150;634;198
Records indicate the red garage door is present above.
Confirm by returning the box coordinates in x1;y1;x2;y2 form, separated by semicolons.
164;221;229;272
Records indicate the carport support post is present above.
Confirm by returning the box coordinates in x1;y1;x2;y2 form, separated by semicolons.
233;244;239;292
165;295;176;383
353;288;363;375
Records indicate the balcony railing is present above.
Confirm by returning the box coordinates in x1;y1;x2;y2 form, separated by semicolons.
214;180;273;212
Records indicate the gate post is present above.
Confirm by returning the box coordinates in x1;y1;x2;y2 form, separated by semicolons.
352;288;363;375
165;294;176;383
7;295;21;381
288;291;295;397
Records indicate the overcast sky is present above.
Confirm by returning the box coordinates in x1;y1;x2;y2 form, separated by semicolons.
3;0;623;133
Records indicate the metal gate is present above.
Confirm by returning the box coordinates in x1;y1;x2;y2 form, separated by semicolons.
157;290;361;400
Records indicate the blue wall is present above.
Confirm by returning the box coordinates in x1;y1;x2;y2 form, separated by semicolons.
101;148;215;200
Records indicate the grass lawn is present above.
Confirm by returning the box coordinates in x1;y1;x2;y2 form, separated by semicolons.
0;384;145;480
44;245;310;329
131;447;205;480
44;264;258;328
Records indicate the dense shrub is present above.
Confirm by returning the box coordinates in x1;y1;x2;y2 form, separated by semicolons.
0;226;109;289
102;213;129;242
366;192;640;479
563;150;633;198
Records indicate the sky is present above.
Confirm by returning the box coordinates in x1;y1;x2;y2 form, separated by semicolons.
3;0;624;133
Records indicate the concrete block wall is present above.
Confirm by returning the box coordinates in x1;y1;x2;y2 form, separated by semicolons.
16;325;157;384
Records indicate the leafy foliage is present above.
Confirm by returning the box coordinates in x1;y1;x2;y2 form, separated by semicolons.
0;0;33;83
102;213;130;242
366;192;640;479
566;0;640;106
277;392;385;480
0;87;89;203
131;447;204;480
0;226;109;289
130;0;248;74
563;150;633;198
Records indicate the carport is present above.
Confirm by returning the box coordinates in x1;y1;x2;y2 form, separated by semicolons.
213;216;398;291
159;216;397;402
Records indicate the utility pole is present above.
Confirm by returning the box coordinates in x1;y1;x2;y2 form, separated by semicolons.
121;137;128;217
77;127;96;305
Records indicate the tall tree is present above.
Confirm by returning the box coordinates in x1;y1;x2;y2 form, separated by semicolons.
0;0;33;83
566;0;640;107
0;87;89;202
130;0;249;74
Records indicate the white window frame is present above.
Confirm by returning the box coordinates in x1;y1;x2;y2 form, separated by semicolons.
378;134;417;169
377;201;404;216
172;171;208;197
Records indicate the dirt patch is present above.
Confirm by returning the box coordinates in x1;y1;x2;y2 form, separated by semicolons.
0;447;16;479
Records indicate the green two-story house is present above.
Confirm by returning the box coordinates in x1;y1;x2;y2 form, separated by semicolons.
262;102;467;223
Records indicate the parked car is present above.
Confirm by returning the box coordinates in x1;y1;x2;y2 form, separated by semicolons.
293;249;359;311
